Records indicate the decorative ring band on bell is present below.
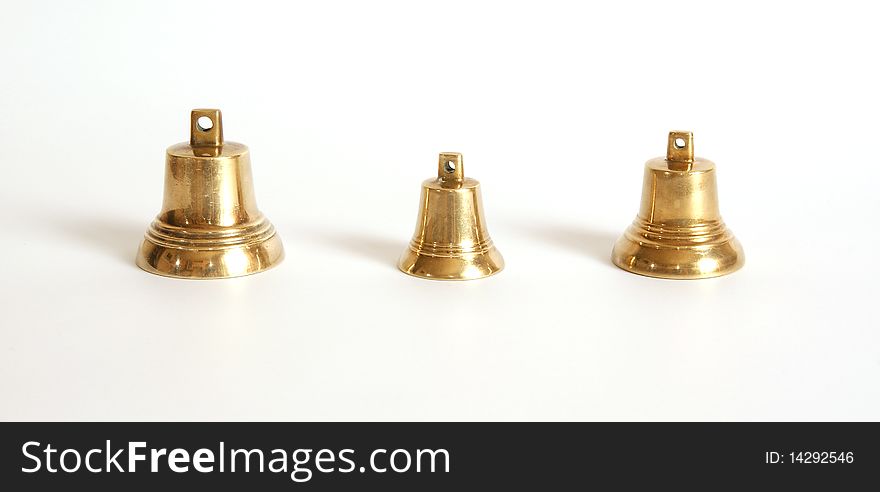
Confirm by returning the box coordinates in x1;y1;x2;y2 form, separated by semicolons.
136;109;284;279
398;153;504;280
611;131;744;279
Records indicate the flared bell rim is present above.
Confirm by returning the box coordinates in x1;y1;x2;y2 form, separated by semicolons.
611;228;744;280
397;246;504;281
136;233;284;280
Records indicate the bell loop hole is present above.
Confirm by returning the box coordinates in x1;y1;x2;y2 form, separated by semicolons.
197;116;214;132
444;160;457;173
674;137;687;149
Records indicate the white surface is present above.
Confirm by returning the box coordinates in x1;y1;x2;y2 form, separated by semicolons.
1;0;878;421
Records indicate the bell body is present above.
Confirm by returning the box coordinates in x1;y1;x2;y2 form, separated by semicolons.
137;110;284;279
612;132;743;279
399;153;504;280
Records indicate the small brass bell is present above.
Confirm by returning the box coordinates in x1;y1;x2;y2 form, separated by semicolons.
398;153;504;280
611;131;744;279
136;109;284;279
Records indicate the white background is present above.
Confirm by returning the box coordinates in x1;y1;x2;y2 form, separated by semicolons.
1;1;878;421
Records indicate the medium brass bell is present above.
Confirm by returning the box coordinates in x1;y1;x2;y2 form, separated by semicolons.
136;109;284;279
398;152;504;280
611;131;744;279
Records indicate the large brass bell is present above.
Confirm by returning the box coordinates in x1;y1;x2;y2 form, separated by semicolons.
611;131;744;279
136;109;284;279
398;153;504;280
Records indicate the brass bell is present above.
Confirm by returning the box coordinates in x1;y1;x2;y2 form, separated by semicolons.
611;131;744;279
398;152;504;280
136;109;284;279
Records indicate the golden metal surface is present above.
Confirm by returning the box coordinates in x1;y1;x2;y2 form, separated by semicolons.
611;131;744;279
398;153;504;280
136;109;284;279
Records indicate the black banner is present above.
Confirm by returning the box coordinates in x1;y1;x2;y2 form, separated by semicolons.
1;423;875;490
